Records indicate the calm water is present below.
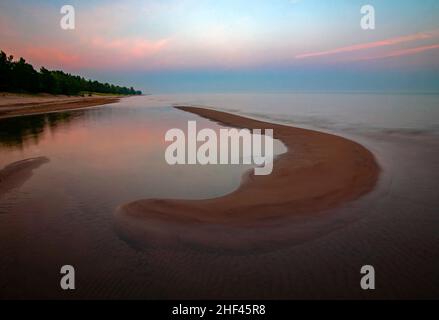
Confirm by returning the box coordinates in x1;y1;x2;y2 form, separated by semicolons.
0;99;264;202
1;93;438;299
158;92;439;133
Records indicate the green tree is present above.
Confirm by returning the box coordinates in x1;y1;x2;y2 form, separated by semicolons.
0;49;142;95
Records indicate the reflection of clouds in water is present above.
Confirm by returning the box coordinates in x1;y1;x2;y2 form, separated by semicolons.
0;102;261;203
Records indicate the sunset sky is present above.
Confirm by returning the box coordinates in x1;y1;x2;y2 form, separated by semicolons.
1;0;438;92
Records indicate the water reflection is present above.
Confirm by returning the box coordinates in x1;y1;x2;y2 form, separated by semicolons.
0;94;438;299
0;111;84;149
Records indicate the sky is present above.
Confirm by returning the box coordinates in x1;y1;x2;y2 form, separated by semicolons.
1;0;439;93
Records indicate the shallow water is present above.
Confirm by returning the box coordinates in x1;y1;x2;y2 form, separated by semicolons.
0;93;438;299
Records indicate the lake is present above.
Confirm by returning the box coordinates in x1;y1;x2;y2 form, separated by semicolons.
1;93;438;299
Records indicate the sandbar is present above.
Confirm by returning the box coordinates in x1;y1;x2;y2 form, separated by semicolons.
115;106;380;252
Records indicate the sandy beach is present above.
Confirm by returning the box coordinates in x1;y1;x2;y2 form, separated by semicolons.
0;93;122;119
116;106;380;252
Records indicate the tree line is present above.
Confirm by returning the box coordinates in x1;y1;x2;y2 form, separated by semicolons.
0;50;142;96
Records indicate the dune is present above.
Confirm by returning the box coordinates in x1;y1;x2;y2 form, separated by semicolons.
115;107;380;252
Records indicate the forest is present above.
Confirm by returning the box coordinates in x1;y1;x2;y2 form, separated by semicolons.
0;50;142;96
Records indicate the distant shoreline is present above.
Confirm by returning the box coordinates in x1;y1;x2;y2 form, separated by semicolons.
0;92;132;119
115;106;380;252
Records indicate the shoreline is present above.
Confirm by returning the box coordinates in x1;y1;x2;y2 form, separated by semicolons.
115;106;380;252
0;93;126;119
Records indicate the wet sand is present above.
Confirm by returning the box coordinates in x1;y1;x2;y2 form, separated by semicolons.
116;106;380;252
0;157;49;197
0;93;122;119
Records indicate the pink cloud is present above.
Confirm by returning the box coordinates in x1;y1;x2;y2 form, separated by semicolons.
295;32;435;59
7;36;170;71
356;44;439;61
90;37;169;58
12;46;83;69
